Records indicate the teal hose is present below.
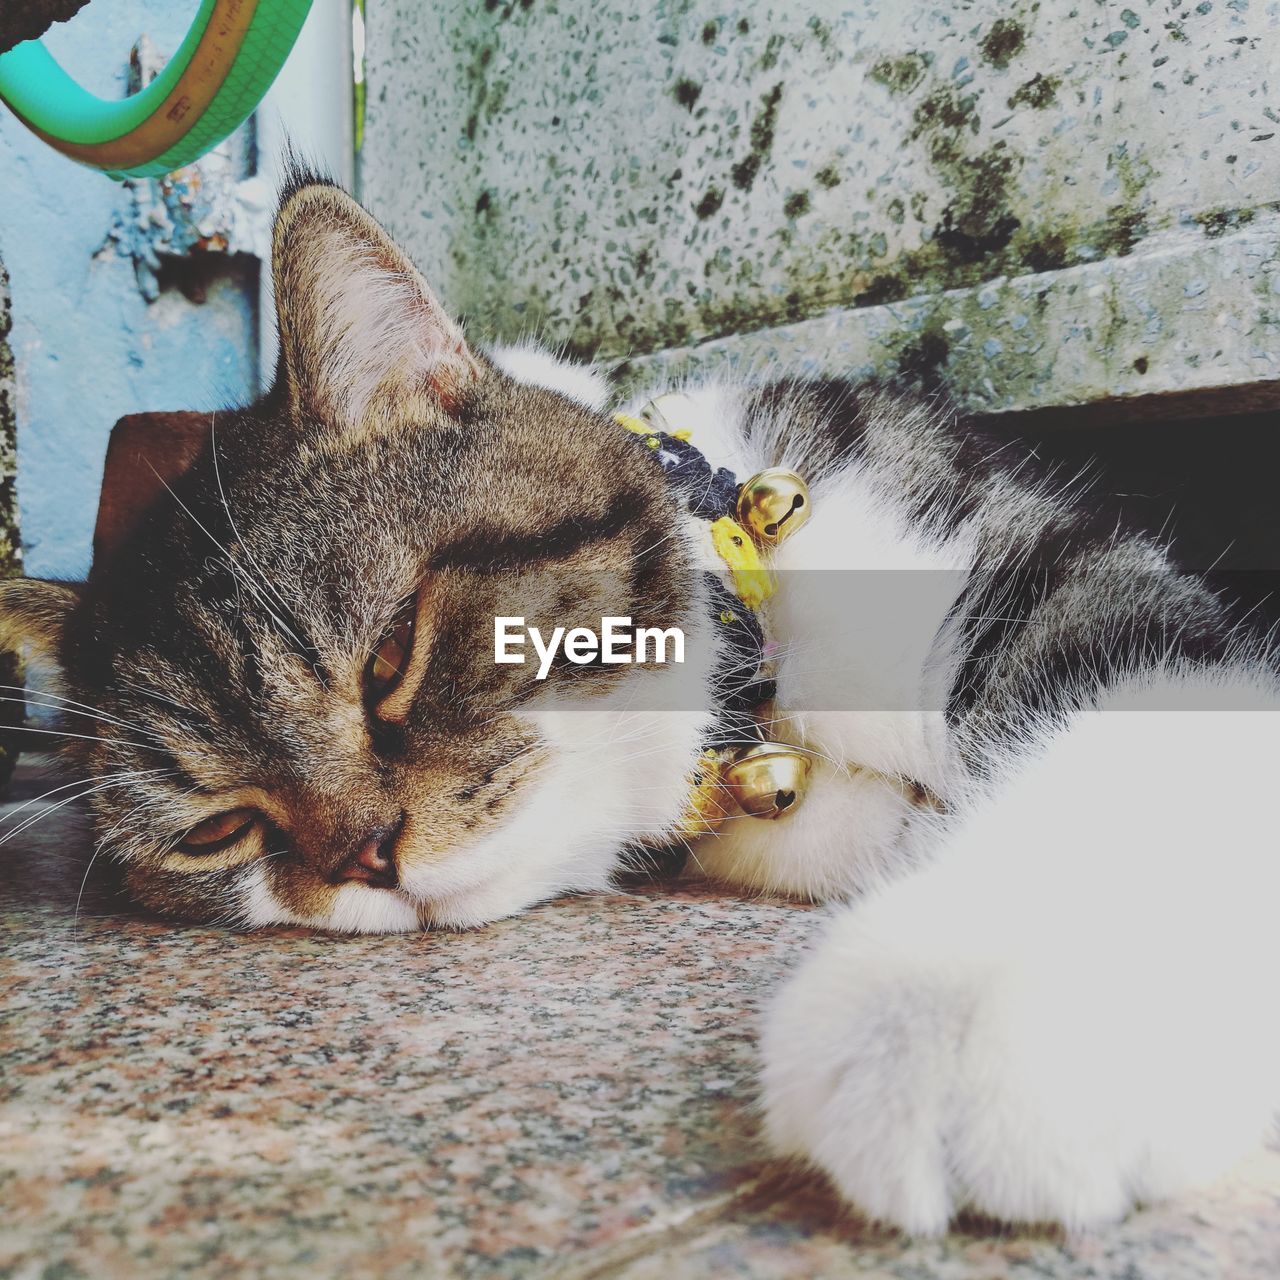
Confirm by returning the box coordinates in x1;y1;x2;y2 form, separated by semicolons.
0;0;313;180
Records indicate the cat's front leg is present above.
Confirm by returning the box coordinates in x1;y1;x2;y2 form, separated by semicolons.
761;701;1280;1232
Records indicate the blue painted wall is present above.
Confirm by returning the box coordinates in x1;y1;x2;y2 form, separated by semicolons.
0;2;259;580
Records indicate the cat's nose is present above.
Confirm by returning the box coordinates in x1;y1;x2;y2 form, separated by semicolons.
334;818;403;889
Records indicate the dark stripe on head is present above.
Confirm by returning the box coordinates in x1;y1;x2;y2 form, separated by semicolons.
946;509;1149;724
948;538;1232;757
428;490;648;573
211;553;329;690
256;594;329;687
137;740;202;794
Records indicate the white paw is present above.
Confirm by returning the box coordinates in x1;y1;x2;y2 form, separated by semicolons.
760;905;1272;1234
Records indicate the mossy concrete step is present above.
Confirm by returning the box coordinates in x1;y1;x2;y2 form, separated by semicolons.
361;0;1278;414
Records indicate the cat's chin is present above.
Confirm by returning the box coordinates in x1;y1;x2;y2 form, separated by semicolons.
324;887;425;935
237;856;595;935
239;868;425;935
399;858;598;932
412;877;582;932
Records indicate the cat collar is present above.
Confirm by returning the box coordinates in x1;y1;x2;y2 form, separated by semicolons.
614;395;813;841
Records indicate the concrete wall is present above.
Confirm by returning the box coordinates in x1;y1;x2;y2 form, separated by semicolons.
360;0;1279;415
0;259;18;578
0;2;259;580
1;255;21;785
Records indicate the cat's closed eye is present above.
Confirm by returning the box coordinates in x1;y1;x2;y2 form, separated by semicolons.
177;808;258;855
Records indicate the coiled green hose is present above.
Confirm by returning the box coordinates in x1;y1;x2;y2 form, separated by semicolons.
0;0;312;180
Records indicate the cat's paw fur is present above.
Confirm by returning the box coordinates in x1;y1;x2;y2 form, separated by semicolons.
762;702;1280;1234
761;921;962;1234
761;923;1132;1233
760;897;1273;1235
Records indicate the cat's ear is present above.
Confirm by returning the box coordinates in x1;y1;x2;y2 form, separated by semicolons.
271;181;478;433
0;579;80;665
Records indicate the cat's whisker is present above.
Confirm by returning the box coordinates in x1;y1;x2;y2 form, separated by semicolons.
145;460;311;655
73;786;187;935
598;681;645;752
117;678;203;720
630;523;693;564
579;713;675;750
0;694;165;743
72;839;113;937
0;684;160;740
209;413;304;643
0;723;165;753
207;850;291;928
147;785;214;858
0;771;171;852
650;827;706;878
0;766;171;830
101;798;171;847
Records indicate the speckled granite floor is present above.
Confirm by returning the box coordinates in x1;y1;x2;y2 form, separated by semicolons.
2;763;1278;1279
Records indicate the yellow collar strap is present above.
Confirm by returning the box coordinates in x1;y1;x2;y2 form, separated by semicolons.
614;396;816;842
614;399;791;611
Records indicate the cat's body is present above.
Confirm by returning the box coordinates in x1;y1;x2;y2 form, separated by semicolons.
2;176;1276;1235
601;376;1280;1232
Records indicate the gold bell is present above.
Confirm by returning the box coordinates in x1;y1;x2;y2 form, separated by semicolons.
722;742;812;820
736;468;811;546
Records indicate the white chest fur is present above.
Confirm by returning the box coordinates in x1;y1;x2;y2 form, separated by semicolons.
618;383;971;898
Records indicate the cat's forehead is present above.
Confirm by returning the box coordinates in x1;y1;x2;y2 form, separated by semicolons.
90;396;647;646
225;376;641;537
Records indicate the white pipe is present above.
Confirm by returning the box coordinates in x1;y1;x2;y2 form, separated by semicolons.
254;0;354;392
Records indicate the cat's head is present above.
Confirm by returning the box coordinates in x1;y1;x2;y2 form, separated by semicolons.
0;177;714;932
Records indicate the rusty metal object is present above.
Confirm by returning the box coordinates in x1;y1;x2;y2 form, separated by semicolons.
0;1;91;57
92;410;212;565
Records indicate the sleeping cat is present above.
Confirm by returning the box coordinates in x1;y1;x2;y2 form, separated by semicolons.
2;173;1277;1235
